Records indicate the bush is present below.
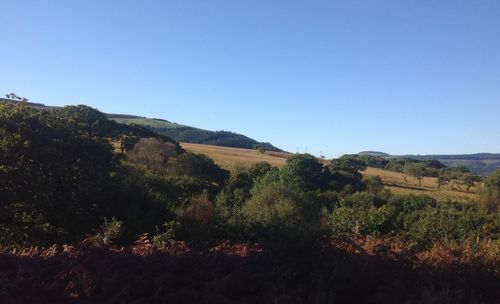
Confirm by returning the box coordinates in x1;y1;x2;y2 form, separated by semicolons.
153;220;181;247
363;175;384;193
403;206;493;250
243;179;320;241
328;205;393;237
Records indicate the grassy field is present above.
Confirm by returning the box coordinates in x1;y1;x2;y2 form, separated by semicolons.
362;167;477;203
180;142;290;169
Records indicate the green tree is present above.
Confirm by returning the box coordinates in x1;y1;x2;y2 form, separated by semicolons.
407;163;427;187
331;155;367;173
166;152;229;187
243;178;320;240
0;103;119;245
462;173;482;192
281;154;332;191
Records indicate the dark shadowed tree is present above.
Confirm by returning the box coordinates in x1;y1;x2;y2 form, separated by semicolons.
128;137;177;169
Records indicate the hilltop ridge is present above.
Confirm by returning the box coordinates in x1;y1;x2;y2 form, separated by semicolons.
0;98;283;152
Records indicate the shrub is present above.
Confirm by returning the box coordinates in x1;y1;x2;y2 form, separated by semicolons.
153;220;181;247
328;205;392;237
243;179;320;241
363;175;384;193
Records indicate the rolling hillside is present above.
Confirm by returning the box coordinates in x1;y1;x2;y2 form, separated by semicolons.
181;143;477;203
109;114;283;152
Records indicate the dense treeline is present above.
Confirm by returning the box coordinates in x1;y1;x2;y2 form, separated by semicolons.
1;102;499;303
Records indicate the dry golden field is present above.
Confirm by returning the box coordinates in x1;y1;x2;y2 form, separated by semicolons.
180;142;290;169
362;167;478;202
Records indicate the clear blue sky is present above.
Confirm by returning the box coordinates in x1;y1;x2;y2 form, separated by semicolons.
2;0;499;157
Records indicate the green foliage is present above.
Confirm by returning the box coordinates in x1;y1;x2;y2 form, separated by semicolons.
153;220;181;247
330;155;367;173
328;205;392;237
480;169;500;212
1;101;498;260
402;206;490;250
166;152;229;187
329;169;365;193
280;154;332;191
87;217;124;246
384;158;446;178
328;192;393;236
335;154;388;169
243;178;320;241
363;175;384;193
406;163;428;186
0;103;119;245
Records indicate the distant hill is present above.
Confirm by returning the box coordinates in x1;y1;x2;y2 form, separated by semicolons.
357;151;500;174
399;153;500;175
0;99;283;152
358;151;391;157
108;115;284;152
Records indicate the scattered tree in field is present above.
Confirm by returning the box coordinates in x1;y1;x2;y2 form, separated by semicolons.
436;175;449;190
439;166;470;192
401;173;409;185
462;173;482;192
407;163;427;187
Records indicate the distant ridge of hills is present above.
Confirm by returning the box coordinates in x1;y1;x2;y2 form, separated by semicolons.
108;114;283;152
358;151;500;174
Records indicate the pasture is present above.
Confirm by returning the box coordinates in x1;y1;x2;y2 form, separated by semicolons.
362;167;478;203
180;142;290;169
